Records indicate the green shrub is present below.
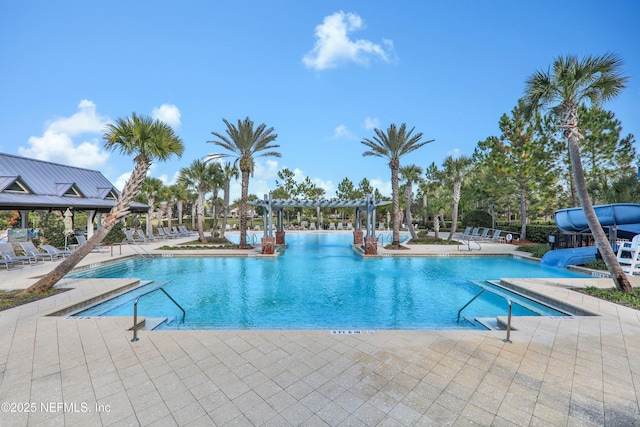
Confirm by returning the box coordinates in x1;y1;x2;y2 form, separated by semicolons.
461;209;492;228
39;212;66;248
515;244;550;258
583;259;607;270
103;222;126;244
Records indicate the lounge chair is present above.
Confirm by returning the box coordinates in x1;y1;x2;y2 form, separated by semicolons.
0;242;39;265
40;244;72;258
74;234;107;252
477;228;491;241
178;225;196;236
309;223;316;230
163;227;180;238
172;226;188;237
346;223;353;230
0;257;18;270
123;230;145;244
490;229;505;243
19;241;57;261
337;222;343;230
136;229;153;242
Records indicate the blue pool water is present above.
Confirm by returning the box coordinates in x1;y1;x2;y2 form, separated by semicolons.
72;233;586;330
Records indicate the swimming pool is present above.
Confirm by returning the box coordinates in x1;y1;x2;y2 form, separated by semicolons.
71;233;586;330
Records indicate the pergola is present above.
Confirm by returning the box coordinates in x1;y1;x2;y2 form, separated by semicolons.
249;194;391;254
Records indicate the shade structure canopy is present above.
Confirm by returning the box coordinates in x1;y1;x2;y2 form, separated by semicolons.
249;195;390;238
249;198;391;210
0;152;147;214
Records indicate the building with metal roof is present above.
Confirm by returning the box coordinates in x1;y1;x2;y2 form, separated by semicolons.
0;152;147;234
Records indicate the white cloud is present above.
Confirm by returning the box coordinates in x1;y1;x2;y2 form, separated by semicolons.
370;178;392;198
446;148;462;157
303;11;394;70
18;99;111;169
152;104;181;129
333;124;358;140
363;117;380;130
253;159;280;180
114;172;132;192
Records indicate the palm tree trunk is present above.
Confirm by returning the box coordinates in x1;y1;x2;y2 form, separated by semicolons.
239;168;250;248
434;215;440;239
566;116;632;292
177;201;183;225
167;203;173;232
197;190;206;242
447;181;461;242
391;162;401;246
406;183;417;240
221;184;230;238
19;157;151;295
147;197;155;236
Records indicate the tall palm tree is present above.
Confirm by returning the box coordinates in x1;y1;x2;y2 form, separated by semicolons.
206;117;280;248
523;52;632;293
140;177;164;237
20;113;183;295
178;160;217;242
361;123;433;247
441;155;473;242
216;161;239;238
400;164;424;240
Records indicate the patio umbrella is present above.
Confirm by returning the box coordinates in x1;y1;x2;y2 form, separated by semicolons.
63;209;73;235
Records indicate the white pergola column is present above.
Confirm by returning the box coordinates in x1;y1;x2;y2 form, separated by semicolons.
86;210;96;238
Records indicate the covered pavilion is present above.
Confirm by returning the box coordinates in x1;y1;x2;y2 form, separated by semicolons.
0;152;147;240
249;194;391;254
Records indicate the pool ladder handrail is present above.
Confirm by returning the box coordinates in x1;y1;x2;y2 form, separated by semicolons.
457;281;512;343
128;242;152;259
131;281;185;342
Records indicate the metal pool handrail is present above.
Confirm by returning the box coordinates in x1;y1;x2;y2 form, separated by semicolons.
457;281;513;343
131;282;185;342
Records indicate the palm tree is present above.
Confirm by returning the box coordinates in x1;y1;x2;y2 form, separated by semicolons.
178;160;217;242
140;177;164;237
523;52;632;293
217;161;239;238
206;117;280;248
164;184;181;231
20;113;183;295
440;155;473;242
400;164;424;240
361;123;433;247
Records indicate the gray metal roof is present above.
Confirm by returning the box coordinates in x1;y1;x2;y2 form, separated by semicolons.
0;153;147;213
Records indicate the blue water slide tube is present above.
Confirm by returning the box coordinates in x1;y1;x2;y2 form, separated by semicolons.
540;246;597;268
554;203;640;233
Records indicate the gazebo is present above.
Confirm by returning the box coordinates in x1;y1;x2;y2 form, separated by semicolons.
249;194;390;255
0;153;147;239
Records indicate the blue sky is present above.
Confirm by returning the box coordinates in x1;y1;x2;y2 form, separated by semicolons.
1;1;638;202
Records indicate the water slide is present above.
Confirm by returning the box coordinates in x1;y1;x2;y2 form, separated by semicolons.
541;203;640;268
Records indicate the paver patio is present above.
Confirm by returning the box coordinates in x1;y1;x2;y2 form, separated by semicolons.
1;233;639;426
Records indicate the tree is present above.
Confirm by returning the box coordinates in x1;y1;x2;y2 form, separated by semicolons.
219;162;239;238
438;155;473;242
361;123;433;247
399;164;423;240
523;53;632;293
178;160;217;242
207;117;280;248
475;100;558;241
140;177;164;237
20;113;184;295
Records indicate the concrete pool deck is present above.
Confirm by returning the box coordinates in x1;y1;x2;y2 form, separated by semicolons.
1;233;639;426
